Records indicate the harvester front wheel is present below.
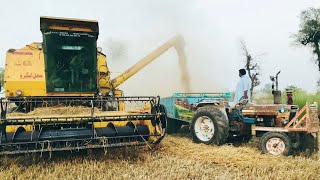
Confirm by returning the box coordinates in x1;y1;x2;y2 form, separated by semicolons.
260;132;292;156
191;107;229;145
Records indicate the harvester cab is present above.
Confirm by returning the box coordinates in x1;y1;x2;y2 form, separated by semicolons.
40;17;99;94
0;16;188;155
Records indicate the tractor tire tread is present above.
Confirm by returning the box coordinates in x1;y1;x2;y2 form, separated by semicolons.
191;106;229;145
259;132;292;156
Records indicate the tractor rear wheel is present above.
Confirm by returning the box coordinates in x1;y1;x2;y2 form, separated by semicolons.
190;107;229;145
260;132;292;156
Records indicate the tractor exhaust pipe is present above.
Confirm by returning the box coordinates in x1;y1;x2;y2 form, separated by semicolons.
270;71;281;104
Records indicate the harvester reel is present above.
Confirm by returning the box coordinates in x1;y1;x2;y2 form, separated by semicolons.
153;104;167;144
159;104;167;130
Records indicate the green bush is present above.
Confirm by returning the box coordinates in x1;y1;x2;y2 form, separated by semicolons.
254;85;320;113
282;88;320;113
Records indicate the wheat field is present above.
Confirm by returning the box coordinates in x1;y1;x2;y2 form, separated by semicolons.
0;134;319;180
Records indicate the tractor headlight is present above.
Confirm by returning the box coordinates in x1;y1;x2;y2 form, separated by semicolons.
279;108;284;113
98;91;102;96
97;47;102;53
16;89;22;96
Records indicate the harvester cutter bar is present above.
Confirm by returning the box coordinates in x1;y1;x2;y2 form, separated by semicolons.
0;135;161;155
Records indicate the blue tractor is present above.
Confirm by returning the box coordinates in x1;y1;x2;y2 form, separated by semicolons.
161;92;319;156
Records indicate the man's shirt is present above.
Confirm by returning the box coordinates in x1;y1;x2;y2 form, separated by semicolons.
234;75;251;103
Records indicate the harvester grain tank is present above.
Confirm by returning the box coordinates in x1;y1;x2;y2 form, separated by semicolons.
0;16;186;155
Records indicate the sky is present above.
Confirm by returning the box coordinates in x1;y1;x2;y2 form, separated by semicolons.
0;0;320;96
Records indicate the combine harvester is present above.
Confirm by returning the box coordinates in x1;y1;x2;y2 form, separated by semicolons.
161;92;319;155
0;16;186;155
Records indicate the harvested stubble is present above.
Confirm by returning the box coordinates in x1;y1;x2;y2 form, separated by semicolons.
2;107;320;179
0;135;319;180
7;106;103;118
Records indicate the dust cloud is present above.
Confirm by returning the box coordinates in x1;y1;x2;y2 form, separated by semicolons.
99;1;233;97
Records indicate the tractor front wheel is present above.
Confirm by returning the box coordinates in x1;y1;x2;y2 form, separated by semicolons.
190;107;229;145
260;132;292;156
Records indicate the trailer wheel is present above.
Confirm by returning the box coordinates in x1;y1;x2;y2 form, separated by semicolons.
260;132;292;156
191;107;229;145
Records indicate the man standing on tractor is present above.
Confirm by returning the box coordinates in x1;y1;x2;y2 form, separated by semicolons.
234;69;251;103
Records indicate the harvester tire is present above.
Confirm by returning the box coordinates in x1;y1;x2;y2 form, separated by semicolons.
191;106;229;145
260;132;292;156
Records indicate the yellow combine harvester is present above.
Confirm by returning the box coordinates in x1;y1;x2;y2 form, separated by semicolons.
0;16;185;155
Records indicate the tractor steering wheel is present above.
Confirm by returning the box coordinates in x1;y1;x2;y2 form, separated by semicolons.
236;97;249;110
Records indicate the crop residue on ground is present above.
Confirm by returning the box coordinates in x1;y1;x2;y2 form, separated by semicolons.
0;135;319;180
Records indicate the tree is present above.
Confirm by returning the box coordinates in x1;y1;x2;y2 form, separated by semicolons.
294;7;320;70
261;83;272;94
240;40;261;98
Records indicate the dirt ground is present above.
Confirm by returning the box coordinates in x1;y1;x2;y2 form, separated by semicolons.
0;134;319;180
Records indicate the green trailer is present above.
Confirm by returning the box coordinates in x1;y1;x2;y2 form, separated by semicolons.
160;92;232;133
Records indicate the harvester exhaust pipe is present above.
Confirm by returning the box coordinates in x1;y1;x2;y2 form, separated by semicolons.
110;35;185;89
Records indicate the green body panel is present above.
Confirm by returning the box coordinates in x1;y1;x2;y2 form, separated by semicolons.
160;92;232;122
